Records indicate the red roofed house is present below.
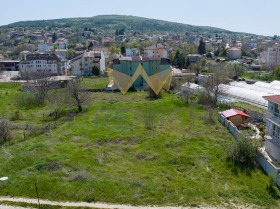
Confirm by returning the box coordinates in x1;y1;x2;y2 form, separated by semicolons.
263;95;280;161
221;108;250;126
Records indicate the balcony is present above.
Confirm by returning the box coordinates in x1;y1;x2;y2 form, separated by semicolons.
267;112;280;126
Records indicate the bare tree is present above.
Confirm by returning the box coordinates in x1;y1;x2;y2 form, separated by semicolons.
190;62;203;75
47;90;69;119
65;77;90;112
179;74;196;105
227;61;245;79
22;71;54;105
0;120;11;145
202;63;230;106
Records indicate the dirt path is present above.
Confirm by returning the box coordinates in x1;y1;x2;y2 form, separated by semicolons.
0;206;31;209
0;196;231;209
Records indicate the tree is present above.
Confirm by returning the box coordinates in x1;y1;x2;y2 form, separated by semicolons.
202;63;230;106
52;32;58;43
227;61;245;79
190;61;203;75
0;120;11;145
185;57;190;68
206;52;212;58
47;90;69;119
88;42;94;50
92;66;100;76
198;38;206;55
274;67;280;80
172;50;185;69
120;45;126;55
227;137;259;166
66;78;89;112
67;49;75;60
20;71;53;105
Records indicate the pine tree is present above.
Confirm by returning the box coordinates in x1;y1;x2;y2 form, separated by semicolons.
198;38;206;55
52;32;58;43
120;45;126;55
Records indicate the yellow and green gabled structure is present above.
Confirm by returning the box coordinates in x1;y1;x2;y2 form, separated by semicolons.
112;56;172;95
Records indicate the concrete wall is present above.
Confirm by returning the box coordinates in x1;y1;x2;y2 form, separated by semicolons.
218;113;242;140
265;139;280;162
256;153;280;186
219;112;280;188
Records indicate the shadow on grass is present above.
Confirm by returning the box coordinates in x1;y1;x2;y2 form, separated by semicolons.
228;160;257;176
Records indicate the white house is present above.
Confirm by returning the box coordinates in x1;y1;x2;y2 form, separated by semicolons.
70;50;106;76
267;45;280;67
19;54;67;77
144;44;170;59
38;42;54;53
125;48;139;57
263;95;280;161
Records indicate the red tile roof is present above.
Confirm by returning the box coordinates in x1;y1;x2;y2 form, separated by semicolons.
221;109;250;118
263;95;280;105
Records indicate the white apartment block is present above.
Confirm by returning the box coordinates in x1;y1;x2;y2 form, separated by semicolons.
263;95;280;161
71;51;106;76
19;54;67;77
144;44;170;59
267;45;280;67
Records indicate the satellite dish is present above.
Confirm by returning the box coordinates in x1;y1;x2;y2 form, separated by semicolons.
0;177;8;181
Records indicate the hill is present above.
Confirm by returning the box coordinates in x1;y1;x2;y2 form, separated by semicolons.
2;15;232;34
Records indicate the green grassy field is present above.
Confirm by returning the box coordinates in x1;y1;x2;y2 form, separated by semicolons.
241;71;273;82
0;78;279;208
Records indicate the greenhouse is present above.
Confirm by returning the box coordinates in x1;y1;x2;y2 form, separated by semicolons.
222;81;280;108
183;80;280;108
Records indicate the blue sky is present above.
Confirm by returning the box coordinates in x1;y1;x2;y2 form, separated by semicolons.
0;0;278;36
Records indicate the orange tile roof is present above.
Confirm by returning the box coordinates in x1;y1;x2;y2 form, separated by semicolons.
263;95;280;105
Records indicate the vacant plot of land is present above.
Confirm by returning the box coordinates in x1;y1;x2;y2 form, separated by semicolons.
0;79;279;208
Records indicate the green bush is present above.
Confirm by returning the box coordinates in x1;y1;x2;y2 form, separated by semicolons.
226;137;259;166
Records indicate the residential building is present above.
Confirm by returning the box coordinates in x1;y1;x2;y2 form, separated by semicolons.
267;45;280;67
112;56;171;90
19;54;67;76
38;41;54;53
125;48;139;57
187;54;202;63
55;49;68;60
0;60;20;71
70;50;106;76
228;47;242;60
58;42;68;49
263;95;280;161
103;37;115;47
144;44;170;59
